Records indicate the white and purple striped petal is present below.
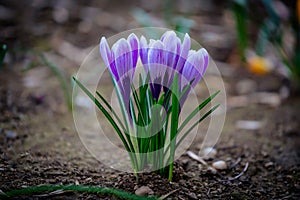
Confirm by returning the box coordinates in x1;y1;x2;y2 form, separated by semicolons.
100;34;139;81
100;30;209;105
182;48;208;88
139;30;209;102
99;33;140;113
100;37;118;79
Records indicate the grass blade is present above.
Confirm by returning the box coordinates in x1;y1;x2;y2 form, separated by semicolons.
0;185;156;200
131;84;147;128
177;90;220;134
39;53;72;111
96;91;126;132
176;104;220;148
72;77;132;153
168;73;180;181
232;0;248;60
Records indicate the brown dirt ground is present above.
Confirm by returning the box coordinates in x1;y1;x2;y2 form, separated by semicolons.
0;67;299;200
1;0;300;199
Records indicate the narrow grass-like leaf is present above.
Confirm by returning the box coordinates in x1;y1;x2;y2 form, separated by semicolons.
39;53;72;110
109;78;140;171
176;104;220;148
76;77;139;173
96;91;126;132
232;0;248;60
177;90;220;134
73;77;132;153
131;84;147;128
168;73;179;181
0;185;157;200
179;78;195;99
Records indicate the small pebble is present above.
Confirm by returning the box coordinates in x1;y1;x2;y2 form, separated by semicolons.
200;147;217;160
207;166;217;174
212;160;227;170
261;151;268;157
19;152;30;158
187;192;197;199
264;162;274;168
135;186;153;196
236;120;263;130
85;177;92;182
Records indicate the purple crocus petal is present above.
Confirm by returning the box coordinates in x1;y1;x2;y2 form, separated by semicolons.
179;49;205;105
148;40;167;80
119;75;132;114
181;50;203;88
111;38;135;114
99;34;142;121
161;32;182;90
180;48;209;96
148;40;164;66
112;38;133;80
177;33;191;73
192;48;208;79
147;40;165;100
176;37;181;56
162;31;178;67
100;37;111;67
100;37;118;80
127;33;139;71
160;31;168;41
140;36;148;65
109;53;118;81
151;77;162;100
181;34;191;58
200;48;209;76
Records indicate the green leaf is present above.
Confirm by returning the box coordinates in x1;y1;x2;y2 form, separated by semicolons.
232;0;248;60
0;185;157;200
131;84;147;128
176;104;220;148
72;76;132;153
39;53;72;111
168;73;180;181
96;91;126;132
177;90;220;134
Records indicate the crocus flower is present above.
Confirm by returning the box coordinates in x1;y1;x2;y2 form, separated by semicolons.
100;33;139;111
139;31;209;103
75;30;216;180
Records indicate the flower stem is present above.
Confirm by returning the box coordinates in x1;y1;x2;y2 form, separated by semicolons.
168;73;179;181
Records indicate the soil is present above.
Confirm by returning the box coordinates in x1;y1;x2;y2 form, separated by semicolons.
1;0;300;199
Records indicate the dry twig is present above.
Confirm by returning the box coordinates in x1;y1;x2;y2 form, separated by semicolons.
230;157;242;169
159;189;179;200
186;151;207;166
228;162;249;181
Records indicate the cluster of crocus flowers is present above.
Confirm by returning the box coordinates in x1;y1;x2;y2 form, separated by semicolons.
74;30;218;180
100;31;209;107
